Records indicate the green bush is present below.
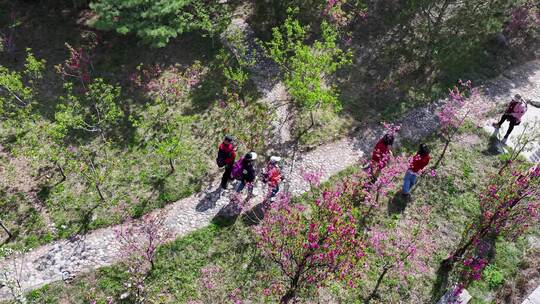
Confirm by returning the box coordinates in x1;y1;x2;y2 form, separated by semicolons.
482;264;505;289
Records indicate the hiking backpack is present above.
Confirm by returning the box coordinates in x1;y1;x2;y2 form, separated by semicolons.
231;157;244;180
216;145;233;168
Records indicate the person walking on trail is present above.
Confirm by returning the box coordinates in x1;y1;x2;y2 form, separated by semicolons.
492;94;528;145
370;134;395;178
262;156;283;201
234;152;257;194
217;135;236;190
402;143;431;197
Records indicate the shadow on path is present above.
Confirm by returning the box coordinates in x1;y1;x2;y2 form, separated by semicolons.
241;202;268;226
211;197;245;227
195;188;223;212
482;129;506;156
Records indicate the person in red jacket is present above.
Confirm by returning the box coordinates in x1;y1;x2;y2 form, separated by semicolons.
370;134;395;178
263;156;282;199
218;135;236;190
402;143;430;196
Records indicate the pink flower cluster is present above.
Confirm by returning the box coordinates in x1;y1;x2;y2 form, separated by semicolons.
462;257;488;281
301;168;323;187
253;183;365;301
367;206;435;283
365;156;409;207
130;63;204;104
57;42;95;89
437;80;490;137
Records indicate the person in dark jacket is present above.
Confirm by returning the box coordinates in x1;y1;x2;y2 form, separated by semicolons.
218;136;236;190
492;94;528;145
236;152;257;193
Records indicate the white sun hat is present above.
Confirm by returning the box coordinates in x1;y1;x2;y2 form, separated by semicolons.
270;156;282;163
249;152;258;160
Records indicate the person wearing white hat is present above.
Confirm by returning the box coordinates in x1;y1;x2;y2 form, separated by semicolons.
235;152;257;193
262;156;283;202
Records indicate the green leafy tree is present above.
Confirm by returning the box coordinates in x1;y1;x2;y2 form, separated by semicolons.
90;0;230;47
55;78;124;142
0;49;45;128
265;11;351;135
130;82;206;182
151;116;195;175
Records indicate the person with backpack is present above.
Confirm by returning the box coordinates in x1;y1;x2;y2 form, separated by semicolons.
217;135;236;190
402;143;430;197
492;94;528;145
262;156;282;200
234;152;257;194
370;134;395;178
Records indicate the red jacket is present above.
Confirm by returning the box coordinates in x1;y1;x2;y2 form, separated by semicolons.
219;143;236;165
409;153;430;173
371;139;391;168
267;166;281;187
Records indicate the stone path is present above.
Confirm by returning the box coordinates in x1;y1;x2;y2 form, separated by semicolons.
221;4;292;144
1;11;539;302
523;286;540;304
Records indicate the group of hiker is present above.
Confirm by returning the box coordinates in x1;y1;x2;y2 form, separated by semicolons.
215;132;430;201
215;94;530;201
216;135;282;200
368;134;431;197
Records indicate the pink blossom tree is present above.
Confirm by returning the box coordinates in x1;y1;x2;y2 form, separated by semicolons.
253;186;366;303
359;155;409;226
442;164;540;289
322;0;368;27
505;2;540;38
115;211;171;303
434;80;489;168
363;207;436;303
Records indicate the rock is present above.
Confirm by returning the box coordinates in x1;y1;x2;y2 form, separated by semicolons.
120;292;130;300
438;288;472;304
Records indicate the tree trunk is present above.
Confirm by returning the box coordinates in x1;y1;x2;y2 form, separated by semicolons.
364;266;390;304
281;256;305;304
281;278;299;304
95;183;105;202
56;162;66;184
433;139;450;169
0;220;12;240
168;158;175;174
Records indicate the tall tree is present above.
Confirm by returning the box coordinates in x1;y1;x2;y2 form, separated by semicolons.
90;0;230;47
